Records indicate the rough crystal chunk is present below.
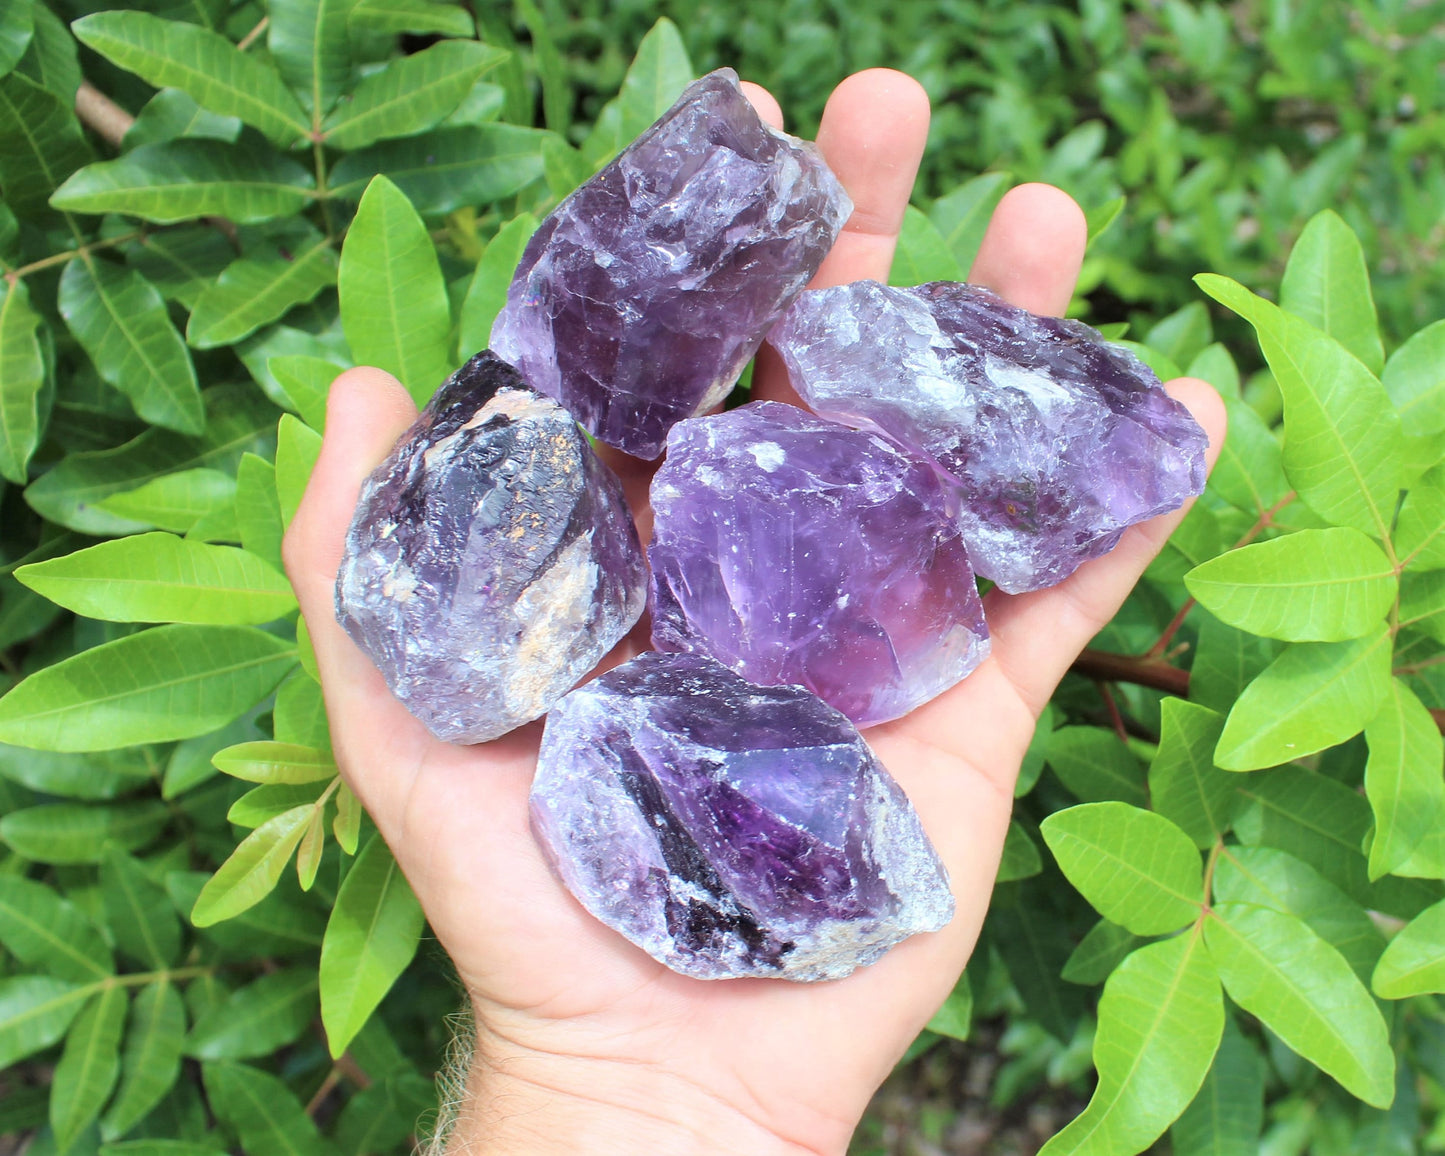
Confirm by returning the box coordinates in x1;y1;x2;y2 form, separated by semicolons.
531;651;954;981
649;401;989;727
335;351;646;743
491;69;852;459
771;280;1209;593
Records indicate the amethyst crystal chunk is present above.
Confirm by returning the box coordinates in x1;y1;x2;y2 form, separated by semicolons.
771;280;1209;593
335;352;646;743
490;69;852;459
649;401;989;727
531;651;954;981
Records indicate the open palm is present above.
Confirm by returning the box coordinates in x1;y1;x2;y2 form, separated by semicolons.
284;70;1225;1155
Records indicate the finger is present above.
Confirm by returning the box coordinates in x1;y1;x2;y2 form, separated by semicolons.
739;80;783;131
967;183;1087;317
983;377;1228;716
281;368;433;813
754;68;930;405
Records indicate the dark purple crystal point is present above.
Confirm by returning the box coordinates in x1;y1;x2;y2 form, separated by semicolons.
490;69;852;459
648;401;989;727
770;281;1209;593
531;651;954;981
335;352;646;743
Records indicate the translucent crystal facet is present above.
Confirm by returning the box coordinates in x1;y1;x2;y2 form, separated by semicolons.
771;280;1209;593
335;351;646;743
649;401;989;727
491;69;852;459
531;650;954;981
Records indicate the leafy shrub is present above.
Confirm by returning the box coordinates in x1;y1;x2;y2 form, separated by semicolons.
0;3;1442;1155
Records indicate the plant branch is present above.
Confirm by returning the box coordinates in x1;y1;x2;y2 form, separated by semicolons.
5;231;145;282
1071;649;1189;696
237;15;269;52
75;81;134;148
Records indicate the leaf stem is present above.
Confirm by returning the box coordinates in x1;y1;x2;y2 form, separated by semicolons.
5;231;145;282
1072;649;1189;696
75;81;134;149
236;15;269;52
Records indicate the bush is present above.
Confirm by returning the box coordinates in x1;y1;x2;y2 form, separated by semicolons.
0;3;1442;1154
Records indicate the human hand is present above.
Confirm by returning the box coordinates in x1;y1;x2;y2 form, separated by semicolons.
284;69;1226;1156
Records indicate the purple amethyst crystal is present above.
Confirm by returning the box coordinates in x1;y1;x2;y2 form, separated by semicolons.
648;401;989;727
770;280;1209;593
531;650;954;981
335;352;646;743
490;69;852;459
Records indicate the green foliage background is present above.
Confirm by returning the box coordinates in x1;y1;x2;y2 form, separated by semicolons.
0;1;1442;1154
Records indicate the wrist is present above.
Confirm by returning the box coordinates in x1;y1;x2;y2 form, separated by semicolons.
440;1029;839;1156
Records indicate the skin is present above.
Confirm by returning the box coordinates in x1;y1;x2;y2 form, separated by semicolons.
284;69;1227;1156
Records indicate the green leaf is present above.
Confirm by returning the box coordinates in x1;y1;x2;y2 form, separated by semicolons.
515;0;568;136
348;0;474;37
338;175;451;404
0;976;89;1068
1196;274;1401;539
235;453;285;571
17;533;294;625
1186;342;1241;398
0;875;114;982
58;257;202;435
1208;395;1288;515
1204;902;1393;1106
230;782;327;828
72;12;308;146
185;968;317;1060
101;1145;228;1156
615;17;692;144
320;831;424;1056
997;819;1043;882
296;804;325;890
101;980;186;1140
187;237;337;349
1039;931;1222;1156
13;2;78;102
1084;195;1126;245
329;123;548;215
167;870;324;957
101;847;182;968
0;276;46;483
267;0;351;117
0;623;295;751
124;87;241;148
1232;767;1377;907
190;804;312;926
322;40;506;150
1046;726;1147;805
50;985;127;1151
1189;608;1276;715
1062;919;1143;986
122;226;234;310
926;974;972;1042
202;1061;331;1156
1169;1014;1264;1156
1145;302;1212;371
52;140;314;224
457;212;537;357
1148;699;1238;848
0;1;34;78
214;741;336;784
332;1071;436;1156
1184;527;1396;642
889;206;964;287
1382;319;1445;436
267;355;338;431
1214;625;1393;771
1;800;168;863
1364;678;1445;880
97;467;236;533
1397;463;1445;571
163;711;263;799
274;414;321;530
0;71;91;216
1372;897;1445;998
1041;802;1202;935
333;782;360;854
1279;210;1383;375
1213;845;1384;982
929;171;1011;273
